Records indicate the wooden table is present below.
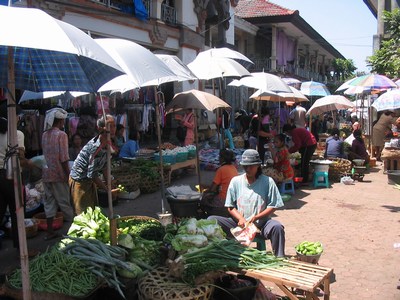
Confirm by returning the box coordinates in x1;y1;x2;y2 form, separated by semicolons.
166;158;197;185
244;259;333;300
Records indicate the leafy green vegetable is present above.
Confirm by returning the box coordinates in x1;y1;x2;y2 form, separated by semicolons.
118;233;134;249
171;234;208;252
117;261;143;279
118;218;165;241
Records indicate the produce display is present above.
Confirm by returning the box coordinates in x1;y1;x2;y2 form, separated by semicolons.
117;217;165;241
164;218;285;285
295;241;323;256
67;207;110;243
8;248;98;297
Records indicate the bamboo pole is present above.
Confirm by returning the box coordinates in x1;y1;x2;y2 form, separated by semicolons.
98;93;116;245
7;46;32;300
194;112;202;191
155;89;167;213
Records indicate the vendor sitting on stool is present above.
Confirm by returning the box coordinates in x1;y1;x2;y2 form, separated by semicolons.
347;129;370;166
207;149;286;257
200;149;238;217
262;133;294;183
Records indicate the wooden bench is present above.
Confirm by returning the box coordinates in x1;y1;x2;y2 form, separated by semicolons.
243;259;333;300
166;158;197;185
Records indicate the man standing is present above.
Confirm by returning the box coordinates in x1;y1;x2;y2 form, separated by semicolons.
289;103;307;128
42;108;74;240
69;114;116;214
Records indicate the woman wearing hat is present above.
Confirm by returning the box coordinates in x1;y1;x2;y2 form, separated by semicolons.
208;149;286;257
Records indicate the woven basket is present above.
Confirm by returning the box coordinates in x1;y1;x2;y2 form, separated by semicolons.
140;175;161;194
137;267;213;300
113;172;140;192
328;158;352;182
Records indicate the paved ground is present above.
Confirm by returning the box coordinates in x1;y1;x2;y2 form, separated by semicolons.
0;163;399;299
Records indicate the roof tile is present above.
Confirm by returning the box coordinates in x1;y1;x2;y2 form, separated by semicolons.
235;0;297;18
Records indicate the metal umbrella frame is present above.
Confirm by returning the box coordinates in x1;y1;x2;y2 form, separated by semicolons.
0;6;125;299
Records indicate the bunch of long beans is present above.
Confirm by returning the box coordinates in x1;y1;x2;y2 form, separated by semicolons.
59;236;130;298
7;248;98;297
179;239;285;285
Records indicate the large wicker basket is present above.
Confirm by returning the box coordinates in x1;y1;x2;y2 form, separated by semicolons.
328;158;352;182
137;267;213;300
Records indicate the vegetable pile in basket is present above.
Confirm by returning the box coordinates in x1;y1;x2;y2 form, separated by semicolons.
7;248;98;297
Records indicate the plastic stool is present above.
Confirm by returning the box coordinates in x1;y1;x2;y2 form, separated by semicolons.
253;236;266;251
313;171;329;188
279;178;295;195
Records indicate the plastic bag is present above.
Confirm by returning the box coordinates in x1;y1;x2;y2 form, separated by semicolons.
230;223;260;246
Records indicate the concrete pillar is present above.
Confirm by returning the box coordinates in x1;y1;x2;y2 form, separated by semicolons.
321;55;326;76
378;0;385;36
271;26;277;71
151;0;164;20
314;50;319;73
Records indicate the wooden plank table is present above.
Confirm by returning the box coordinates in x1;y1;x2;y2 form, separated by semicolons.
244;259;333;300
167;158;197;185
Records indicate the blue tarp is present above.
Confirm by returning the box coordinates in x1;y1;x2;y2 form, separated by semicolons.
134;0;148;20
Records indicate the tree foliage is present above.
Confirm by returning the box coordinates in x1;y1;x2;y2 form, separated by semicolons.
332;58;356;81
367;9;400;77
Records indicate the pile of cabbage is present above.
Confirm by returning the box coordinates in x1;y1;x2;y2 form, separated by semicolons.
164;218;226;252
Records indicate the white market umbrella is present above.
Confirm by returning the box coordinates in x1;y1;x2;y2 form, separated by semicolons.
196;47;253;66
300;81;331;97
228;71;292;93
19;90;88;103
187;56;250;80
0;6;125;298
372;89;400;111
278;86;309;103
96;38;177;92
306;95;354;116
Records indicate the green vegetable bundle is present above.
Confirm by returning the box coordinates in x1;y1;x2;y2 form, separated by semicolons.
60;236;134;298
295;241;323;256
67;207;110;243
171;239;285;285
8;248;98;297
118;217;165;241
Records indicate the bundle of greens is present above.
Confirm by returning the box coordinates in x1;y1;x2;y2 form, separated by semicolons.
67;207;110;243
118;217;165;241
169;239;285;285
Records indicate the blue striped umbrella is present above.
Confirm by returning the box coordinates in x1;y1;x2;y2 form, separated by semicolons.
372;89;400;111
300;81;331;97
0;6;124;92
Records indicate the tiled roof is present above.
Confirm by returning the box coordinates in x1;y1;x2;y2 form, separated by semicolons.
235;0;297;18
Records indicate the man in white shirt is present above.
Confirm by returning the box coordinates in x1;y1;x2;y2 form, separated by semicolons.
289;103;307;128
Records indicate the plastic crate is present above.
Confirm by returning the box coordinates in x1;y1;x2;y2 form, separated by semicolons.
166;195;200;218
154;153;176;164
176;152;188;162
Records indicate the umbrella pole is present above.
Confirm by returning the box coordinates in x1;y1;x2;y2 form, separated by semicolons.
7;47;32;300
99;92;116;245
155;89;167;213
309;113;312;131
194;113;202;191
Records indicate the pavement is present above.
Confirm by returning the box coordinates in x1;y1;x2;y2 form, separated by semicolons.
0;163;399;299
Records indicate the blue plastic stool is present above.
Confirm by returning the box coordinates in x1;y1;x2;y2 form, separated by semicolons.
313;171;329;188
279;178;295;195
253;236;266;251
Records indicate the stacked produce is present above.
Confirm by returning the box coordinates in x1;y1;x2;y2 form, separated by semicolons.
295;241;323;256
67;206;110;243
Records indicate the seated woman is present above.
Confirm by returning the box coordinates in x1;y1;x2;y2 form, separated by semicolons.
68;133;83;161
324;128;346;159
200;149;238;217
262;133;294;183
348;129;370;165
119;129;140;158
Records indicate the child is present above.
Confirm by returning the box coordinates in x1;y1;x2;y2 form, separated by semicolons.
262;133;294;183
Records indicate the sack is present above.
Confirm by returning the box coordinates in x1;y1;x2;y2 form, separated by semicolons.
176;126;187;142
